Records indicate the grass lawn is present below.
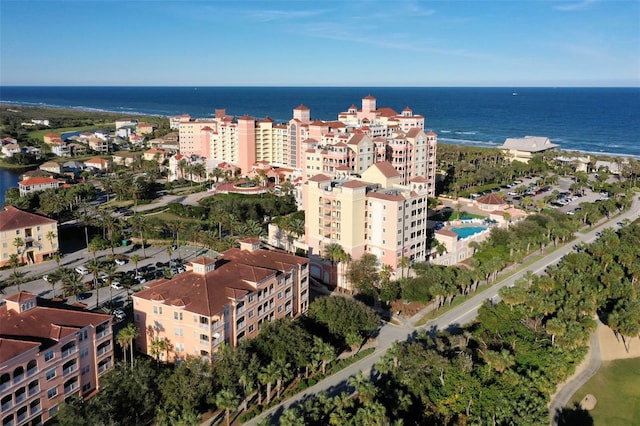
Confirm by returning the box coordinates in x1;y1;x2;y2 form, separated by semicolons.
28;125;114;140
570;357;640;426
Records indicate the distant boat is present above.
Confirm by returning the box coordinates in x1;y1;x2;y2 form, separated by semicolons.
512;92;518;96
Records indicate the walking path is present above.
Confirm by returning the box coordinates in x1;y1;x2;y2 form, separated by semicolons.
548;321;603;425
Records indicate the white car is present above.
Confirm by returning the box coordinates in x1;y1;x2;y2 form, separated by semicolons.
114;258;126;266
113;308;126;320
43;274;51;282
75;265;89;276
111;282;124;290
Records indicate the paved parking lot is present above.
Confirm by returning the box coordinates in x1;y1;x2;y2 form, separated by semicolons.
0;241;197;311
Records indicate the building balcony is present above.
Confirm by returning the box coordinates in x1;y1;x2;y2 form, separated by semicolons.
98;362;111;375
30;402;41;416
17;412;28;424
0;382;9;393
96;329;110;340
63;365;77;377
1;400;11;412
26;367;37;378
64;383;78;395
28;385;39;397
13;374;24;385
61;347;76;358
97;345;111;358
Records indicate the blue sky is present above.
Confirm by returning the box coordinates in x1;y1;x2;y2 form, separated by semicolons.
1;0;638;86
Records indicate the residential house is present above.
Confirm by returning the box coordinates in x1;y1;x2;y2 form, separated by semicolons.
1;144;21;158
43;134;62;145
39;162;62;175
500;136;558;163
132;239;309;363
115;119;138;129
112;152;140;168
143;148;167;163
0;291;114;425
88;137;108;153
0;206;58;266
136;123;156;135
18;177;64;197
84;158;110;172
51;143;71;157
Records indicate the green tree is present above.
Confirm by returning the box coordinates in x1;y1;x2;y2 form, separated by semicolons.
215;388;240;426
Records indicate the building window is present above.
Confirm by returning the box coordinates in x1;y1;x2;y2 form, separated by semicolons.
44;350;54;362
174;312;183;320
46;369;56;381
47;387;58;399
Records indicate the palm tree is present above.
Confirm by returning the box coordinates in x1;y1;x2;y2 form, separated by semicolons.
60;267;85;298
215;388;240;426
258;362;279;405
130;214;147;257
46;268;63;298
45;230;57;256
5;270;25;293
86;258;102;308
131;254;141;276
398;256;410;279
322;243;346;286
149;337;168;364
117;327;130;365
13;237;25;265
117;323;139;367
102;262;118;309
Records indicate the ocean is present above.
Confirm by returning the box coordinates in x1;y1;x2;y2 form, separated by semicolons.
1;87;639;203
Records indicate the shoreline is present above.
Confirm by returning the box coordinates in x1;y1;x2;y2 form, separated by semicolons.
2;102;639;160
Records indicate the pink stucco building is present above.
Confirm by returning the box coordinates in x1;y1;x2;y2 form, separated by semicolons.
132;239;309;363
0;292;114;425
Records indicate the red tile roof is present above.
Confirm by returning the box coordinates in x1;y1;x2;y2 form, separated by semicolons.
135;248;307;316
308;174;331;182
294;105;310;111
341;180;368;188
0;206;57;231
372;161;400;178
476;193;505;205
18;176;61;186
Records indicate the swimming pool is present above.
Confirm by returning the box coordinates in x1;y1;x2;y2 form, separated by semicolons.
451;226;488;239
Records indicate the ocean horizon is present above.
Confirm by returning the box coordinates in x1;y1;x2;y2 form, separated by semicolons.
2;85;639;205
1;86;639;159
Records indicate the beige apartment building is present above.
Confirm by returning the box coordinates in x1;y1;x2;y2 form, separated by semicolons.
132;239;309;364
303;162;431;290
0;206;58;267
0;292;114;426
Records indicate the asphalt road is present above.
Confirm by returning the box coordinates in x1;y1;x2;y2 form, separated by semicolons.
243;195;640;426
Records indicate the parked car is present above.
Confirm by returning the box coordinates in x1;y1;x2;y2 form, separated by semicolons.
111;282;124;290
113;308;126;320
114;258;126;266
75;265;89;276
43;274;51;282
85;281;95;289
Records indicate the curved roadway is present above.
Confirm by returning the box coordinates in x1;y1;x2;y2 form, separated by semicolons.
242;196;640;426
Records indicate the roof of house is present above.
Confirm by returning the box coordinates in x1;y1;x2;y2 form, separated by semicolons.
0;292;111;362
308;174;331;182
0;206;57;231
18;177;62;186
134;248;307;317
501;136;558;152
370;161;400;178
340;180;368;189
85;158;109;164
476;193;505;205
